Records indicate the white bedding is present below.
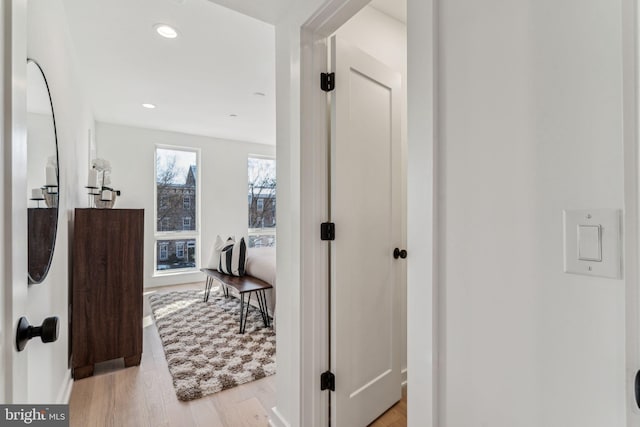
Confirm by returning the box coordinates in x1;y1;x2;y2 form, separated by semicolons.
245;247;276;315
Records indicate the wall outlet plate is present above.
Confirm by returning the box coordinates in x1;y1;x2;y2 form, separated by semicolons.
563;209;622;279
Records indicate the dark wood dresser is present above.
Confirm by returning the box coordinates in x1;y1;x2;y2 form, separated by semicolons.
72;208;144;379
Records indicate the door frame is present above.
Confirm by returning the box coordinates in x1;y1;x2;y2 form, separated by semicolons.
623;0;640;424
296;0;439;425
2;0;29;404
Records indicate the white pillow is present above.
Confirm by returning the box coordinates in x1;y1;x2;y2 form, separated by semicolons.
206;235;234;269
218;237;247;277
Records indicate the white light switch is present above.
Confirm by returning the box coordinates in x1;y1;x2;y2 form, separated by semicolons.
577;225;601;262
563;209;621;279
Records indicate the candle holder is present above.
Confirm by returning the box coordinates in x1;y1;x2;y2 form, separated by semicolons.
87;158;120;208
42;185;58;208
85;185;99;209
29;197;45;208
30;187;46;208
43;192;58;208
94;187;121;209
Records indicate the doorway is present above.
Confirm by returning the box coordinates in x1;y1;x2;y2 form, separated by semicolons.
301;2;420;425
284;0;438;425
328;7;406;426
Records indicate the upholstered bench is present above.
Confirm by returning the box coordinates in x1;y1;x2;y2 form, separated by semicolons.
200;268;272;334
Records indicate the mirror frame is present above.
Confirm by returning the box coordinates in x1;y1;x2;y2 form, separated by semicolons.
27;58;60;285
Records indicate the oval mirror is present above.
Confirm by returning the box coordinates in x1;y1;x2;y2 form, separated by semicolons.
27;58;59;284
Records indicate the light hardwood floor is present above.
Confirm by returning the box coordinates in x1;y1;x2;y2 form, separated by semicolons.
369;387;407;427
69;282;406;427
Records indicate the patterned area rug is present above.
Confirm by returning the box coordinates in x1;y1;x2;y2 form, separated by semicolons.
148;289;276;401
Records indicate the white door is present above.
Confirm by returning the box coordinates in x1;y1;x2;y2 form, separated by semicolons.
1;0;30;404
330;36;402;427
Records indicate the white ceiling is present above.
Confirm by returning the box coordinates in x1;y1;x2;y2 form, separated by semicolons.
62;0;277;145
369;0;407;24
61;0;405;146
204;0;291;25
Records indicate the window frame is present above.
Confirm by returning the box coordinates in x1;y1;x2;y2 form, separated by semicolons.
154;145;201;275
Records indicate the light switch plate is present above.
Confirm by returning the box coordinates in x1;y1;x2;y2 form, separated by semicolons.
563;209;621;279
577;225;602;262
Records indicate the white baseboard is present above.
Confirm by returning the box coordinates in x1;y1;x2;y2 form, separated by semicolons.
56;371;73;404
269;406;291;427
401;368;408;388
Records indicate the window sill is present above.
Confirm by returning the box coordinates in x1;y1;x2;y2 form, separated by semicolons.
153;268;201;278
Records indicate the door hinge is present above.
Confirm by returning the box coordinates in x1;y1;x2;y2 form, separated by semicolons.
321;371;335;391
321;72;335;92
321;222;335;241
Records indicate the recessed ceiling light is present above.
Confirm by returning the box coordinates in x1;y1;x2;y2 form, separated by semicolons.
154;24;178;39
142;103;156;109
253;92;266;97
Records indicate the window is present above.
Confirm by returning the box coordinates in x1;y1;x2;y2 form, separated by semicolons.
176;242;185;259
159;243;169;261
155;147;199;273
248;156;276;248
187;241;196;261
156;239;196;271
159;217;170;231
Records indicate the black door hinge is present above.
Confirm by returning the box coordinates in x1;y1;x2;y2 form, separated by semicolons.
321;222;335;241
321;371;335;391
321;72;335;92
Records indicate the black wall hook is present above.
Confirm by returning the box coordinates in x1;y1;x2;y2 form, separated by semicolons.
16;316;59;352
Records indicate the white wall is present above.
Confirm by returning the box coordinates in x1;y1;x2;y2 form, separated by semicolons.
96;122;275;288
26;113;53;201
278;0;629;426
333;5;408;383
438;0;625;426
26;0;94;404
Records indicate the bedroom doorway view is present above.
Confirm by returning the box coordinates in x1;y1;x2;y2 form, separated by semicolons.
7;0;410;425
45;0;279;424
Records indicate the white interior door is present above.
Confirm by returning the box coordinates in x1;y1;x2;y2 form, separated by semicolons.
330;35;402;427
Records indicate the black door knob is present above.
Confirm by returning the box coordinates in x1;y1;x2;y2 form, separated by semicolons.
16;316;59;352
393;248;407;259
